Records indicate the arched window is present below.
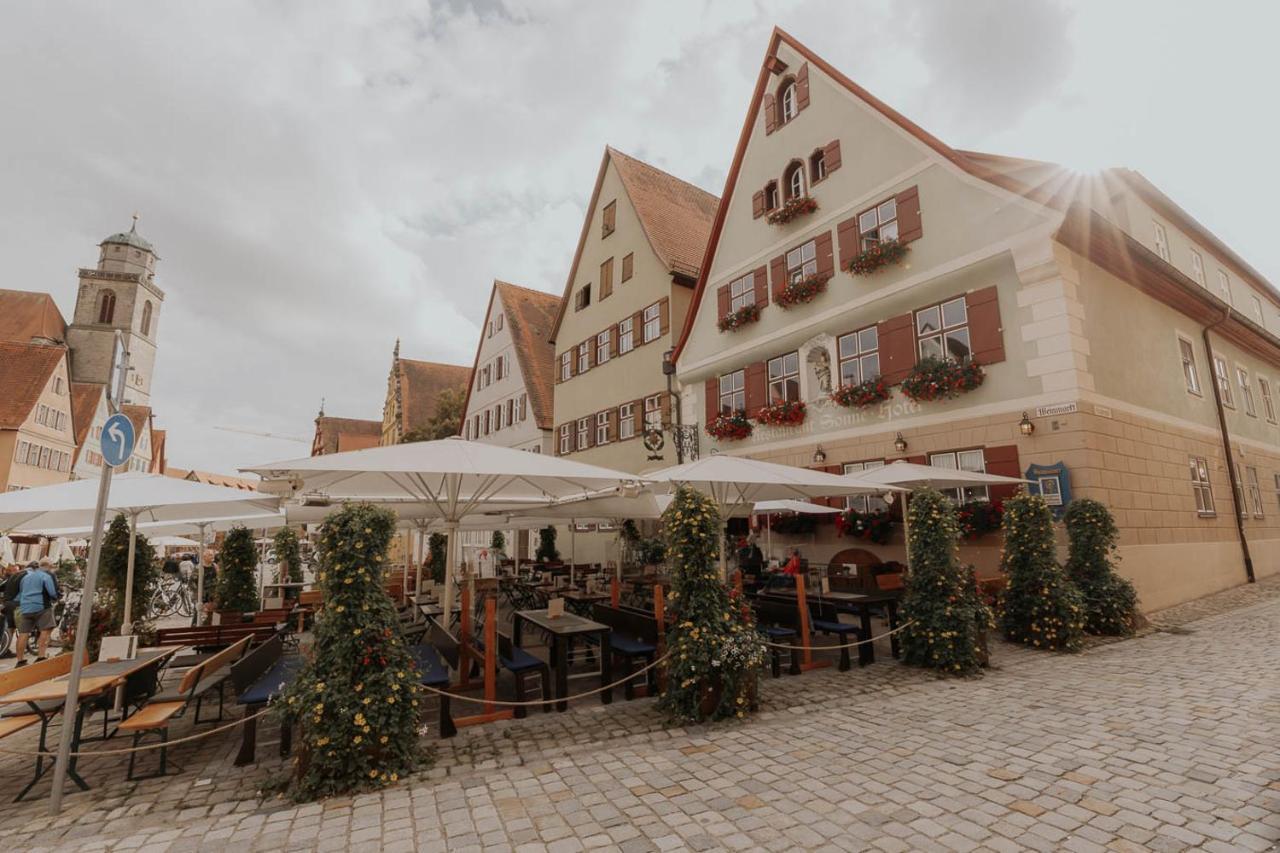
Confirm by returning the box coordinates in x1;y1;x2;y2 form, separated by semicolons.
97;290;116;324
810;149;826;183
141;301;153;336
784;161;805;200
764;181;779;211
779;80;798;124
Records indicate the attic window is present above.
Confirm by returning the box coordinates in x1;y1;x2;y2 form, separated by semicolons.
602;201;616;238
810;149;826;182
779;80;798;124
574;284;592;311
784;161;805;200
764;181;779;211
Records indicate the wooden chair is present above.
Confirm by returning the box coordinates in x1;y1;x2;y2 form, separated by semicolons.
0;652;88;801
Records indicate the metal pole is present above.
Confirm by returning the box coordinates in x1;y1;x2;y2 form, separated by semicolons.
194;522;208;626
48;463;114;813
120;511;139;635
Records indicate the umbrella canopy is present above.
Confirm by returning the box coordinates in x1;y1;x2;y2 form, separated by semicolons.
0;535;15;565
845;460;1028;490
37;511;288;540
150;535;201;548
753;499;842;514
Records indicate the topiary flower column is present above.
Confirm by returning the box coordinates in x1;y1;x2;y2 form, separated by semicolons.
658;485;767;723
281;503;423;800
898;487;991;675
1064;499;1139;635
273;526;303;601
216;526;260;614
999;493;1084;651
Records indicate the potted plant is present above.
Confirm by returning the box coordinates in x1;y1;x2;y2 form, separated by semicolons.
835;507;894;545
706;411;753;441
766;196;819;225
830;376;890;408
900;357;985;402
848;238;909;275
775;273;830;308
215;526;260;622
754;399;806;426
717;303;762;333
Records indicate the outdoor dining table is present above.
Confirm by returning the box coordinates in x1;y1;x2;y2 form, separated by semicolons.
234;655;303;767
511;609;613;712
0;647;181;801
765;588;902;663
561;590;608;617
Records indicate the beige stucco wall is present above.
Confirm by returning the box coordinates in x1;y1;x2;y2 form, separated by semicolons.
3;353;77;491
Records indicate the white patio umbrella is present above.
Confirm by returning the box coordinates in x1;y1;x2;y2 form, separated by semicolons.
150;535;201;548
242;438;642;619
0;535;15;565
0;474;280;633
752;499;842;558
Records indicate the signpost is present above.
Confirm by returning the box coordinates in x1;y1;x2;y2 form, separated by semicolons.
49;333;128;815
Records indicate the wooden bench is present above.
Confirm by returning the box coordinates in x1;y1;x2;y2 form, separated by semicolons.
230;634;292;766
407;640;456;737
591;604;659;700
0;652;87;801
748;597;802;677
155;623;277;663
117;635;254;780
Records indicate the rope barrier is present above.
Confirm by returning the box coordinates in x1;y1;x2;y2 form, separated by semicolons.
418;651;672;707
762;620;915;652
0;706;274;759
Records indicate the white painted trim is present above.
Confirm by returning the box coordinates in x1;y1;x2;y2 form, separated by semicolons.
1173;328;1205;399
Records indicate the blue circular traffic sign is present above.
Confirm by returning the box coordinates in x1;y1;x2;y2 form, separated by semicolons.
101;413;136;468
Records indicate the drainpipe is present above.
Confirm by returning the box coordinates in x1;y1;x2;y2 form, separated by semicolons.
663;348;684;464
1202;309;1256;583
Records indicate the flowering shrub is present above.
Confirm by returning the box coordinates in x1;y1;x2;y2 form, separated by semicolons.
1064;499;1139;636
1000;493;1084;652
900;357;985;402
717;303;761;333
775;273;830;308
957;499;1003;540
705;411;752;441
754;399;806;426
765;195;818;225
848;238;909;275
830;376;890;408
835;508;894;544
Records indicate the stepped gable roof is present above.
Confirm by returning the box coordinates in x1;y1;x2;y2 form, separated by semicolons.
397;359;471;434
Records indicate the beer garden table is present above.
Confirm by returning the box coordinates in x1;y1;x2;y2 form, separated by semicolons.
511;609;613;712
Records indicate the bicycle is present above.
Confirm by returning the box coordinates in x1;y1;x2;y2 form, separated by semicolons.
149;570;195;619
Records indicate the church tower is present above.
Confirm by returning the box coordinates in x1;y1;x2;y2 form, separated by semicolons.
66;217;166;406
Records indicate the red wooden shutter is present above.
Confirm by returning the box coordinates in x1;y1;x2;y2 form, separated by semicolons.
763;94;777;134
966;286;1005;365
621;253;633;282
555;424;564;456
753;265;769;306
584;416;594;449
660;392;672;426
837;215;859;272
584;340;595;371
554;353;561;385
983;445;1022;503
744;362;768;414
752;191;765;219
815;231;834;280
878;313;917;385
896;186;923;243
824;139;841;173
631;310;643;346
704;378;719;424
610;324;620;355
770;254;787;301
796;63;810;110
600;258;613;300
717;285;731;319
823;464;844;509
630;398;643;438
608;408;619;442
659;297;669;336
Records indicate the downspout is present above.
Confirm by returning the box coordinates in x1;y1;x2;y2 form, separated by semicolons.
1202;309;1256;583
663;348;683;464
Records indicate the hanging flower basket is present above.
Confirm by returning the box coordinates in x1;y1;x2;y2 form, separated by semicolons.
830;376;890;408
717;303;762;333
848;238;909;275
766;196;819;225
754;399;806;426
706;411;753;441
775;273;830;308
835;508;894;545
957;499;1003;540
900;357;985;402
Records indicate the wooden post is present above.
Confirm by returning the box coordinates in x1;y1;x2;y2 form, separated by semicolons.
733;570;744;597
795;574;828;671
653;584;666;694
610;576;620;608
454;586;514;727
457;582;473;688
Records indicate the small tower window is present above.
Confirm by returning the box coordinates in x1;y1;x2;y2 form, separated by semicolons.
810;149;826;182
779;80;798;123
98;290;117;324
141;301;153;336
784;161;805;200
764;181;779;211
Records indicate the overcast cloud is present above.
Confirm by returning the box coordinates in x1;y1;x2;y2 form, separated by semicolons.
2;0;1277;474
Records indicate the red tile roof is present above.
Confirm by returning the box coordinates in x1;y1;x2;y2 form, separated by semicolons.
397;359;471;435
69;382;104;463
312;416;382;456
0;342;66;430
497;282;559;430
120;404;152;437
0;290;67;345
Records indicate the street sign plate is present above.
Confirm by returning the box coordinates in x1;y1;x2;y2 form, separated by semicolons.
101;412;136;468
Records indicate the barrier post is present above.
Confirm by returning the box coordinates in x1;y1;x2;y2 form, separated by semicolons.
652;584;666;695
610;576;620;608
795;575;828;671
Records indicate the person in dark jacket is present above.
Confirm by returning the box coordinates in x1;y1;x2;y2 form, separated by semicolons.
1;564;22;658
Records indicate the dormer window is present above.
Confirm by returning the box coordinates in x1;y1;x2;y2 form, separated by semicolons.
779;80;798;124
574;284;592;311
784;161;805;200
602;200;616;238
764;181;779;211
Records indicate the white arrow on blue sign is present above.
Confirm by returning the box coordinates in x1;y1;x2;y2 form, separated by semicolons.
101;412;136;468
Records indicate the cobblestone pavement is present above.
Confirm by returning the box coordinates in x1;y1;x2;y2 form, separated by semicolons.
4;578;1278;852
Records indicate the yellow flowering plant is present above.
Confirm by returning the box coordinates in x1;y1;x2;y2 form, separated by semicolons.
999;493;1084;652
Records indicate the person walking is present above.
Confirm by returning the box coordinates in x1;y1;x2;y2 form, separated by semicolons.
1;563;22;659
14;560;58;665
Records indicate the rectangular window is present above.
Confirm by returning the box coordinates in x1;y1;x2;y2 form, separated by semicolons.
15;441;28;466
621;253;633;282
1213;356;1233;407
837;326;880;387
576;417;590;450
602;200;616;238
785;240;817;284
493;404;503;431
1153;221;1170;261
644;395;663;431
916;297;971;362
930;449;988;503
617;318;634;354
843;461;888;513
596;411;611;445
643;303;661;343
729;273;755;312
505;398;514;426
600;258;613;299
767;352;801;403
718;370;745;416
1189;250;1205;286
574;285;592;311
578;341;590;374
560;351;572;382
483;410;490;435
1251;295;1264;324
1247;466;1264;517
1178;337;1201;395
519;393;528;421
596;330;611;365
858;197;899;249
496;313;503;332
1260;378;1276;423
559;424;571;455
619;402;636;440
54;377;63;394
1217;270;1231;303
39;447;50;469
1238;368;1257;416
1234;464;1247;520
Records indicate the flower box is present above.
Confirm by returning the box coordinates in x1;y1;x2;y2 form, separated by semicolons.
775;273;830;308
958;499;1003;540
717;303;761;333
765;196;819;225
706;411;753;441
835;508;894;545
900;357;985;402
848;238;909;276
830;376;890;408
753;399;806;426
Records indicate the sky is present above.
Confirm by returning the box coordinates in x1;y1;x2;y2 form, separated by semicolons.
2;0;1277;475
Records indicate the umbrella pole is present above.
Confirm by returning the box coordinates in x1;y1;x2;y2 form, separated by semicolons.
571;523;576;586
414;524;424;604
442;520;459;627
194;522;208;627
901;491;912;568
121;511;139;636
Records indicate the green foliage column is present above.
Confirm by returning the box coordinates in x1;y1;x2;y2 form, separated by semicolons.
281;504;422;800
1064;499;1139;635
427;533;447;585
658;486;767;723
216;526;261;613
273;527;303;600
1000;494;1084;651
898;488;991;675
99;513;158;634
535;526;559;563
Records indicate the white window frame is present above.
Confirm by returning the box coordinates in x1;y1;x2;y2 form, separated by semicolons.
1246;466;1264;518
643;395;663;432
577;341;590;374
1237;367;1257;416
838;326;880;388
780;82;798;122
596;411;611;445
1178;336;1201;396
767;352;801;404
729;273;755;312
930;450;989;503
576;417;590;451
810;149;826;182
764;182;779;211
617;318;634;354
1217;269;1232;303
15;441;28;466
1153;221;1170;262
596;330;611;365
1189;250;1205;286
1213;356;1233;407
916;297;971;363
785;162;805;200
559;424;571;455
1251;294;1264;324
560;352;571;382
843;461;887;513
1260;377;1276;423
857;197;899;249
785;240;817;284
619;402;636;440
718;370;745;416
642;303;660;343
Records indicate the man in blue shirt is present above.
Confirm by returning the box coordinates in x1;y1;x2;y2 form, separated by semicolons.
15;560;58;665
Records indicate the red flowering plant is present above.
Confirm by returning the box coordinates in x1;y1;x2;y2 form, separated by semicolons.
717;303;761;333
706;411;753;441
775;273;830;308
754;399;806;426
957;499;1003;540
835;507;894;545
830;376;890;408
900;357;985;402
848;238;909;275
765;196;818;225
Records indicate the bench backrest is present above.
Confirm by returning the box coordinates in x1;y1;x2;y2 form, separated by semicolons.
252;608;292;625
230;633;284;693
201;634;253;680
298;590;322;607
875;572;904;591
591;604;659;643
752;596;800;629
155;626;221;646
428;624;460;671
0;649;86;698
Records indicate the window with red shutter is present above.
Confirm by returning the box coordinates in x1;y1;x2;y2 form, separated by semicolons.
753;265;769;306
717;285;731;320
600;258;613;300
877;313;916;385
744;361;768;412
704;378;719;424
769;254;787;301
824;139;841;173
983;445;1021;502
717;370;746;416
795;63;809;111
752;191;765;219
763;93;777;134
965;286;1005;365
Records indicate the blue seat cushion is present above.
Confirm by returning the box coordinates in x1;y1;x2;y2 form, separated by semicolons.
760;626;794;638
237;658;302;705
499;647;545;673
609;635;656;656
812;619;858;635
408;644;451;687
